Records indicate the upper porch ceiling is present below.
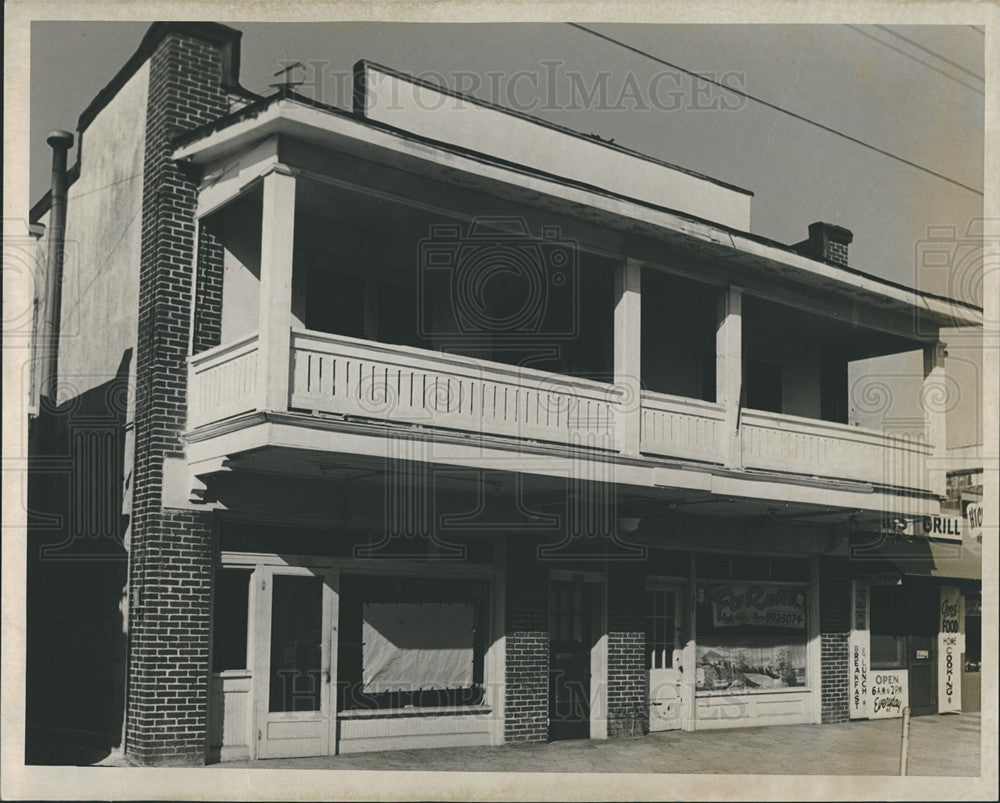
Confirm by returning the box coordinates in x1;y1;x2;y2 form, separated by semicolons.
173;85;982;337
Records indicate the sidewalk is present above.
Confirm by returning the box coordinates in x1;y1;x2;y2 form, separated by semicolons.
215;712;981;776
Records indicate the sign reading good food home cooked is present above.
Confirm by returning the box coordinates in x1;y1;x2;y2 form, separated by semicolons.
710;585;806;628
938;585;963;713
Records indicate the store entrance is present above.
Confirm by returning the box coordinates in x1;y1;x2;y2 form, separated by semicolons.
548;579;596;741
254;564;338;759
646;585;684;731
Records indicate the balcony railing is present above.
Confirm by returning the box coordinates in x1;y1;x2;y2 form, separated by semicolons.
188;334;259;430
640;391;725;464
187;330;937;494
289;330;621;448
740;409;933;491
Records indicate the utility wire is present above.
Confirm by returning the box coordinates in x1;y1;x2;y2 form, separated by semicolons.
846;25;984;94
567;22;984;197
873;25;985;81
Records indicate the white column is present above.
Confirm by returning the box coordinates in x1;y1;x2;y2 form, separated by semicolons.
681;552;697;731
614;259;642;456
716;285;743;467
256;166;297;411
922;340;948;497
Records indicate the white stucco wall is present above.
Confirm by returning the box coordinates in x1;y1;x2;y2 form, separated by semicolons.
48;61;149;402
218;202;263;344
359;64;752;232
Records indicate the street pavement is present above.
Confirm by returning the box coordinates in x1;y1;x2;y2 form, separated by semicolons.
215;711;981;776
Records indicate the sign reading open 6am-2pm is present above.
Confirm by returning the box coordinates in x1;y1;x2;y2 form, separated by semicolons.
710;584;806;628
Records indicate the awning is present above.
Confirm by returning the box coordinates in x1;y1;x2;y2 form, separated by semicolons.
853;534;982;580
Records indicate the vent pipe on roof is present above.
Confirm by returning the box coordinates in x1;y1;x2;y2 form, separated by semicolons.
792;221;853;266
39;130;74;405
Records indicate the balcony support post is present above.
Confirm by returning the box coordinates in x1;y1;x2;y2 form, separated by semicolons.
922;340;948;497
256;166;297;412
614;259;642;456
717;285;743;468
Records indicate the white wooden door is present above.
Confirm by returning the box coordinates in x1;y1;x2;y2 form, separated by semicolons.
255;565;338;759
647;586;683;732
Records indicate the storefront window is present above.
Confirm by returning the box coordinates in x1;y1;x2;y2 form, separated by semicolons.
694;582;808;692
693;554;811;693
869;584;907;669
212;567;251;672
337;574;488;711
965;594;981;672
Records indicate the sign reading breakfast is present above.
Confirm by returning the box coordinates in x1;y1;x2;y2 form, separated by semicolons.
710;584;806;628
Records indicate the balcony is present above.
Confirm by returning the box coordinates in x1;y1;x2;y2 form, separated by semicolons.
179;139;952;508
187;328;936;495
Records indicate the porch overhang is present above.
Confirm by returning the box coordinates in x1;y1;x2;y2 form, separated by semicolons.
176;410;942;528
172;96;981;336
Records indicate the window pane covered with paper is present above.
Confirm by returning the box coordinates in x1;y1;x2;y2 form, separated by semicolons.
338;575;488;710
362;603;474;693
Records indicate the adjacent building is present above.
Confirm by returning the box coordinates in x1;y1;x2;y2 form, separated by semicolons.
25;22;983;766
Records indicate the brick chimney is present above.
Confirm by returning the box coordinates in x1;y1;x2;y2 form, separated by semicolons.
793;222;853;266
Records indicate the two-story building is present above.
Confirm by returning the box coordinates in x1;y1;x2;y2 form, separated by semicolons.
25;22;982;766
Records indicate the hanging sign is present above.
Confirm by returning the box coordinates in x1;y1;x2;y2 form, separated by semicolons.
938;585;963;713
964;502;983;555
710;584;806;628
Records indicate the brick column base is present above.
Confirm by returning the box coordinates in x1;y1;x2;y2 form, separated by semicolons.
125;510;214;766
503;539;549;743
819;556;852;724
607;563;648;737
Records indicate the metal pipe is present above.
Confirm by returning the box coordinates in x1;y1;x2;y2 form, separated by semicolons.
39;129;74;404
899;706;911;775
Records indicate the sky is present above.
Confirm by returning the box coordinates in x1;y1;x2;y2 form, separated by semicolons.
29;22;985;302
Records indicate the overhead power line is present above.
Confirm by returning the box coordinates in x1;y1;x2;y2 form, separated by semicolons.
846;25;984;95
567;22;983;197
873;25;985;82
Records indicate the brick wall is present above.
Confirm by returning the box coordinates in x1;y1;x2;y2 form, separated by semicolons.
503;539;549;743
819;556;852;724
125;29;232;766
606;562;648;737
192;226;224;355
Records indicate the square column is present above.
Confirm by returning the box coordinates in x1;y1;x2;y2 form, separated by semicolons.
256;166;297;412
922;341;948;497
716;285;743;467
614;259;642;456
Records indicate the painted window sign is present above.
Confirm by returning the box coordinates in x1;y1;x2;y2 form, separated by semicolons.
695;640;807;691
854;585;868;631
710;584;806;628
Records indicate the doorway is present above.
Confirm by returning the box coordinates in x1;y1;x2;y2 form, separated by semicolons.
548;578;599;741
646;584;684;731
254;564;339;759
